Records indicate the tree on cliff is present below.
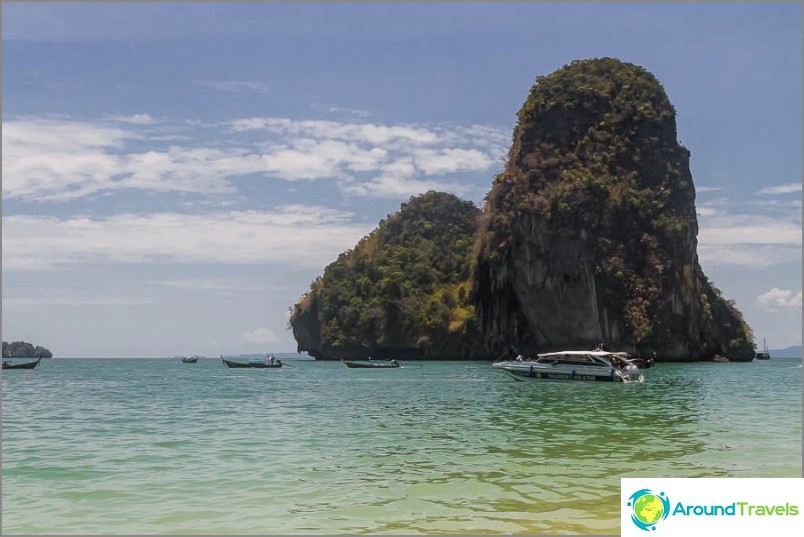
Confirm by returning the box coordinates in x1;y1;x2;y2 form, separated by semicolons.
473;57;754;361
289;191;486;360
2;341;53;358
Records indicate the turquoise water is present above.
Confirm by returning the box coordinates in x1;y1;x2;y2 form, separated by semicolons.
2;357;801;535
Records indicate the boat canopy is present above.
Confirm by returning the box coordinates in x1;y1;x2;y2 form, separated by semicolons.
537;350;626;357
538;350;634;360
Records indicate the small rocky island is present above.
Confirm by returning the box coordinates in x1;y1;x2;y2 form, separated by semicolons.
290;57;755;362
2;341;53;358
474;58;754;361
291;191;486;360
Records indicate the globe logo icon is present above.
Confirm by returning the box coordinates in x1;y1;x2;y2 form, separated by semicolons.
627;489;670;531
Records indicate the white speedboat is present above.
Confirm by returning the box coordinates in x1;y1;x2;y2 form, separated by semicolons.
492;350;643;383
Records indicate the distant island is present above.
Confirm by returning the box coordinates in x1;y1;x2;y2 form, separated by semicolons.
2;341;53;358
770;346;802;358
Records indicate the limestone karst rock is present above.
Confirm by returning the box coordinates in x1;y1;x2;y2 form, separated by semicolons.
290;191;486;360
472;58;754;361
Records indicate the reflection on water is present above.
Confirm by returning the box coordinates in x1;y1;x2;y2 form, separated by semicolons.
2;358;801;534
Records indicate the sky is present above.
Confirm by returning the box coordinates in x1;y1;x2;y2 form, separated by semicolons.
1;2;801;358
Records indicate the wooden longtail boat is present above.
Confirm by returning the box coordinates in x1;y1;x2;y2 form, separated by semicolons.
220;355;282;368
2;358;42;370
343;359;400;369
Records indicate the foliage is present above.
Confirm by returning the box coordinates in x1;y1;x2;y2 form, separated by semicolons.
290;191;483;357
292;57;755;361
476;57;753;357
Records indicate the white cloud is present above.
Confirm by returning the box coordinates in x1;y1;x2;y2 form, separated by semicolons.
327;105;371;118
437;124;511;155
3;116;506;202
229;117;442;146
753;199;803;209
696;207;719;217
1;207;373;270
756;288;803;311
251;138;391;180
698;244;802;269
336;156;479;198
241;327;279;344
2;119;139;201
230;118;504;196
148;134;194;142
413;148;493;175
228;118;510;155
698;215;802;246
339;175;472;199
193;80;271;94
153;278;292;295
697;212;802;268
695;186;723;193
106;113;155;125
758;183;802;195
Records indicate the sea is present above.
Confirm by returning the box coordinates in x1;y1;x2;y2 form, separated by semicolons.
2;356;802;535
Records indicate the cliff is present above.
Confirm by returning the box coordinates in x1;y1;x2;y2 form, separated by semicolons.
290;191;486;360
473;58;754;361
3;341;53;358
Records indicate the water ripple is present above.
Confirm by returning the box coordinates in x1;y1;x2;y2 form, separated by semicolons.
2;358;801;534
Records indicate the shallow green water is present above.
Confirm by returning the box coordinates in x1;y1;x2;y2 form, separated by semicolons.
2;357;801;534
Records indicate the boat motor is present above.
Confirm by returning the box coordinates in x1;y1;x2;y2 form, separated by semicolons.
623;363;641;381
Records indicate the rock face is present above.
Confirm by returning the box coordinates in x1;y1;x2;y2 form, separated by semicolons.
290;191;486;360
473;58;754;361
2;341;53;358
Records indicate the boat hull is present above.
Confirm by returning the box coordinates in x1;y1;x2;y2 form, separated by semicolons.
494;361;624;382
343;360;399;368
2;358;42;370
221;358;282;368
498;368;623;382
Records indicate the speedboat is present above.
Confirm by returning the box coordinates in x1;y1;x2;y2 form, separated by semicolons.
492;350;643;383
181;355;199;364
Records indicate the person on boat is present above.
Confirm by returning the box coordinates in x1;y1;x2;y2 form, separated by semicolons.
390;359;398;366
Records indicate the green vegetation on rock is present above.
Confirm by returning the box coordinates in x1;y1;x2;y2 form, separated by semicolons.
290;191;485;360
474;57;754;360
290;57;756;362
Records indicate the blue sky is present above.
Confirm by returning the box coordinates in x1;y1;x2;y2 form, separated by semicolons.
2;2;801;357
